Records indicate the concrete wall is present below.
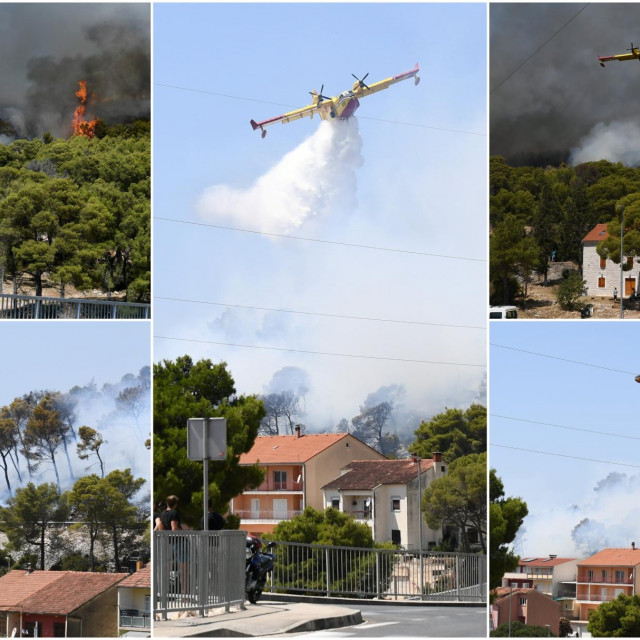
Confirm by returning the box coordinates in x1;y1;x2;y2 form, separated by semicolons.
583;243;639;298
73;583;121;637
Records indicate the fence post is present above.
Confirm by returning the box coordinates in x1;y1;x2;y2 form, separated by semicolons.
325;547;331;597
376;550;381;599
199;534;206;616
456;555;461;601
35;298;41;319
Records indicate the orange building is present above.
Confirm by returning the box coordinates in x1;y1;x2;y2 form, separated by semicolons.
576;546;640;621
231;428;386;535
491;587;560;635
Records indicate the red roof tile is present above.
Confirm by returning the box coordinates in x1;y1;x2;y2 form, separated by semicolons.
0;570;62;608
0;570;127;614
322;459;434;491
239;433;351;464
579;548;640;567
118;565;150;589
583;223;609;243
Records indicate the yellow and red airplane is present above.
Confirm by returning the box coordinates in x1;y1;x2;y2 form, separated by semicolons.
598;43;640;67
250;64;420;138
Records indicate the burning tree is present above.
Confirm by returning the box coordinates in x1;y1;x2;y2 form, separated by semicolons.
72;81;98;139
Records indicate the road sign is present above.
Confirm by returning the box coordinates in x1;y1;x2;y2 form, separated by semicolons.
187;417;227;461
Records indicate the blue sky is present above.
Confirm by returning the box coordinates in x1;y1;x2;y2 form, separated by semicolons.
153;3;487;435
490;322;640;557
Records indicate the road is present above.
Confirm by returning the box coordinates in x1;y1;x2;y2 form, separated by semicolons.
283;603;487;638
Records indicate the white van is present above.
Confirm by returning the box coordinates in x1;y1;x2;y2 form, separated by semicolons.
489;306;518;319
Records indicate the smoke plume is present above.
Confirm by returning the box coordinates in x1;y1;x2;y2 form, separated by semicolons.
570;120;640;166
0;4;150;139
491;3;640;165
196;119;364;234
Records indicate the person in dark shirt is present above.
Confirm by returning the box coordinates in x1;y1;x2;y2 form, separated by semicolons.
156;495;190;592
200;499;226;531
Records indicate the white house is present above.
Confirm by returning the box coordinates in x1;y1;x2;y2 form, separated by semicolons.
583;223;640;298
117;564;151;636
321;454;447;550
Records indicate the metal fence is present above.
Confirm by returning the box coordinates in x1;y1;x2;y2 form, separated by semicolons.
153;530;246;619
0;293;150;319
268;541;487;602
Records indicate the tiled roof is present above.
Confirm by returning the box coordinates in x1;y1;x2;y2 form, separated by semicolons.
322;459;434;491
0;570;127;614
519;557;576;567
0;570;61;608
118;565;150;589
239;433;351;464
579;548;640;567
583;223;609;243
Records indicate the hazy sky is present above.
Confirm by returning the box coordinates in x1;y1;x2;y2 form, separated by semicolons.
153;3;487;437
0;322;150;504
491;3;640;164
490;321;640;558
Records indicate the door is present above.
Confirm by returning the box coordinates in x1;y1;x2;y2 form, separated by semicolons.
625;277;636;297
273;499;288;519
251;498;260;519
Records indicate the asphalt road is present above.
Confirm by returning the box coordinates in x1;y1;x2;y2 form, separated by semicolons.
282;603;487;638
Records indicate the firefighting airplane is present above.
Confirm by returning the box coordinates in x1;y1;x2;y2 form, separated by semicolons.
598;43;640;67
250;64;420;138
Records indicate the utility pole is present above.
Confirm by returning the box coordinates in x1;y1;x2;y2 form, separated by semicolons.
618;204;625;319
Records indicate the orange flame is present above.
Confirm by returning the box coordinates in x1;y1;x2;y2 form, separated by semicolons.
72;80;98;139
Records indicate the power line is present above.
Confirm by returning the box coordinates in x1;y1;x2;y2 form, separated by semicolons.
490;413;640;442
155;295;486;331
490;3;590;94
154;335;486;367
154;217;486;262
155;82;485;137
490;343;636;376
491;443;640;469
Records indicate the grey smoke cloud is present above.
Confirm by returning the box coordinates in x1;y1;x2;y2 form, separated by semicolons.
0;3;150;139
491;3;640;164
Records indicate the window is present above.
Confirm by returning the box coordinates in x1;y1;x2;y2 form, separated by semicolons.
602;569;607;581
391;498;401;512
600;256;607;269
391;529;401;545
627;256;634;268
588;569;594;582
598;276;606;288
53;623;66;637
331;497;340;509
519;597;527;605
616;570;625;583
274;470;287;490
523;582;530;588
23;622;42;638
144;595;151;614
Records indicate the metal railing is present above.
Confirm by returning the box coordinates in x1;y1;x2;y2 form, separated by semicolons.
0;293;150;319
267;541;486;602
234;509;303;520
250;479;304;492
119;614;151;628
153;530;246;619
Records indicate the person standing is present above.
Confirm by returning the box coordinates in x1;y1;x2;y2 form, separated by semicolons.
200;499;226;531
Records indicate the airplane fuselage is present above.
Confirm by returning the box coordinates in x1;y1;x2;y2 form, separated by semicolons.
318;91;360;120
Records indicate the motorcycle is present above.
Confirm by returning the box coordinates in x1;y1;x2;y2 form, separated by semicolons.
245;536;276;604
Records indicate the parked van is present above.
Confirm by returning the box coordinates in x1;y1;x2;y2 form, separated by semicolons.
489;306;518;319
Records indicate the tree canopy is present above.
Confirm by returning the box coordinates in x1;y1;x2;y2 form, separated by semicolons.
153;355;265;524
588;593;640;637
491;621;557;637
410;404;486;464
0;123;150;300
489;469;528;589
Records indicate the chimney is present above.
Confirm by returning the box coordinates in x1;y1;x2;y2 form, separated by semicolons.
633;542;636;551
25;563;33;574
295;425;301;438
136;560;143;571
432;452;442;463
549;554;557;559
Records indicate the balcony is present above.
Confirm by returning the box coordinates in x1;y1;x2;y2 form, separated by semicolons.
343;509;371;521
577;575;633;585
235;509;303;520
576;592;628;603
119;610;151;629
247;479;304;492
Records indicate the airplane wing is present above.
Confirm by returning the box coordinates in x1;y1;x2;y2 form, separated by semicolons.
598;50;640;66
354;63;420;98
250;102;321;137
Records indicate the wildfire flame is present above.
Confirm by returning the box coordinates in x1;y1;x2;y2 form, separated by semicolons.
72;80;98;139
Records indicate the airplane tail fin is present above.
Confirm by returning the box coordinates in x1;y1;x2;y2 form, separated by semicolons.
250;119;259;131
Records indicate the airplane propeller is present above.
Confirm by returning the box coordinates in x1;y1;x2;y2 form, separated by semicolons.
310;85;331;104
627;42;638;53
352;73;370;90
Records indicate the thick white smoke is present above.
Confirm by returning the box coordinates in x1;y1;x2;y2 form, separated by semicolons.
196;118;363;234
516;471;640;557
570;119;640;166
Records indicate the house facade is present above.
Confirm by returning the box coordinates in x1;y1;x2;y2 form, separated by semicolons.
320;454;447;549
582;223;640;298
491;587;561;635
231;429;386;535
117;564;151;635
0;569;128;637
575;546;640;621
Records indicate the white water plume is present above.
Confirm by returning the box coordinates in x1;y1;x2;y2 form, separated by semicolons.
197;118;364;234
570;120;640;166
